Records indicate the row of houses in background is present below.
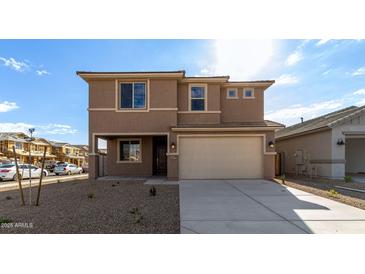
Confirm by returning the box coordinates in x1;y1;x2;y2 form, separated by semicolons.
0;132;88;167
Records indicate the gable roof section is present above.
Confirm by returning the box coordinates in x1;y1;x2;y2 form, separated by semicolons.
276;105;365;140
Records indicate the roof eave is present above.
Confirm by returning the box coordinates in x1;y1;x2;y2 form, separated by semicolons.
76;71;186;81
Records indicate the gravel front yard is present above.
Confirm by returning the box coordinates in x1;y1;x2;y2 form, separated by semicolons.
274;176;365;210
0;179;180;233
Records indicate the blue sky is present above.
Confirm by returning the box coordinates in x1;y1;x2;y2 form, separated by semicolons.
0;39;365;144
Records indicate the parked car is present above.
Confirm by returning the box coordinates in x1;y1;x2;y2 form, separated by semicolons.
45;160;60;173
0;164;48;182
54;163;82;176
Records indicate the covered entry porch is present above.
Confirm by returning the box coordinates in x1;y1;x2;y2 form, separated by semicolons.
90;133;170;179
345;133;365;176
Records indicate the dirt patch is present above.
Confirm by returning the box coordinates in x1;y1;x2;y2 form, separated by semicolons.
0;179;180;233
275;176;365;210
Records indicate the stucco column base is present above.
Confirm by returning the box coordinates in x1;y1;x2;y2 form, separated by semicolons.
89;154;99;179
264;154;275;179
167;154;178;181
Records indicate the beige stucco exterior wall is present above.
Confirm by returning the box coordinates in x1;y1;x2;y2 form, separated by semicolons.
177;83;221;125
89;80;116;108
149;79;178;108
106;136;153;176
275;129;333;177
221;87;264;122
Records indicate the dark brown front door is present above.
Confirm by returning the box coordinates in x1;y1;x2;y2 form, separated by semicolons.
153;136;167;176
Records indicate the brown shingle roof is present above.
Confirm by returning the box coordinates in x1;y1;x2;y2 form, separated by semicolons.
275;106;365;139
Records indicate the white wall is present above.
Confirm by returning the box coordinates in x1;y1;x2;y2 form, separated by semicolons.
331;111;365;177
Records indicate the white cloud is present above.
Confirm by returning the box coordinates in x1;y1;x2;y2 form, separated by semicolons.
0;57;29;72
285;51;302;66
0;122;33;133
322;69;331;76
36;69;51;76
0;101;19;112
0;123;78;135
353;88;365;95
275;74;299;85
40;124;77;135
265;99;344;126
199;39;275;80
352;67;365;76
316;39;330;46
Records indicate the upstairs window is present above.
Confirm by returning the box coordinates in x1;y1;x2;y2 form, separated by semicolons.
243;88;255;98
190;84;206;111
227;88;238;99
120;82;146;109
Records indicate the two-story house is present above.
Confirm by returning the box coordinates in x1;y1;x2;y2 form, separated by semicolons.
49;141;86;166
0;133;56;164
77;70;283;180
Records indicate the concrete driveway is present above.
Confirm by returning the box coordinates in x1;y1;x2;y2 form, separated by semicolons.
179;180;365;234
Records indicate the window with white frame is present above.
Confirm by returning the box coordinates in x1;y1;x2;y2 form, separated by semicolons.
120;82;146;109
226;88;238;99
243;88;254;98
118;139;142;162
190;85;206;111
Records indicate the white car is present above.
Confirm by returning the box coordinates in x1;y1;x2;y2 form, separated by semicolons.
0;164;48;182
54;163;83;176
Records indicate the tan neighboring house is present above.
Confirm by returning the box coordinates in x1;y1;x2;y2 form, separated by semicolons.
49;141;86;166
275;106;365;178
0;132;56;164
74;145;89;165
78;70;284;180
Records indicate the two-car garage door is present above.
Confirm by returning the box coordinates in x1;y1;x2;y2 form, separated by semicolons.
179;136;264;179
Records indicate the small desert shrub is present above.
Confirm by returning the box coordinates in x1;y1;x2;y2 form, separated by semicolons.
129;207;143;224
327;189;339;198
0;218;12;224
149;186;157;196
281;174;286;185
344;176;352;183
87;193;95;199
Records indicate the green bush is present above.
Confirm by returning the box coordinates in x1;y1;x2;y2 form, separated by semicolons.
344;176;352;183
281;174;286;185
0;218;12;224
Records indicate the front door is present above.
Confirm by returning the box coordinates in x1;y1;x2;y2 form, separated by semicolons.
153;136;167;176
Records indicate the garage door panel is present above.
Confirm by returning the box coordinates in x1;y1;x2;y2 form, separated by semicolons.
179;136;263;179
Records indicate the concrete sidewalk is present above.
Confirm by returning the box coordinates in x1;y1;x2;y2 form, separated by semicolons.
0;174;88;192
179;179;365;234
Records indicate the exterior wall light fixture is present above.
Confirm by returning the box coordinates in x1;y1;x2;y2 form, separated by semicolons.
337;138;345;145
268;141;275;148
170;142;176;151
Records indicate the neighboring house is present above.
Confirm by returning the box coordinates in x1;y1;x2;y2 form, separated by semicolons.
0;132;56;164
78;70;283;180
74;145;89;165
275;106;365;178
49;141;86;166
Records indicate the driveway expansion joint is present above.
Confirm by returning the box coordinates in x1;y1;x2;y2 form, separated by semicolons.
223;180;310;234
